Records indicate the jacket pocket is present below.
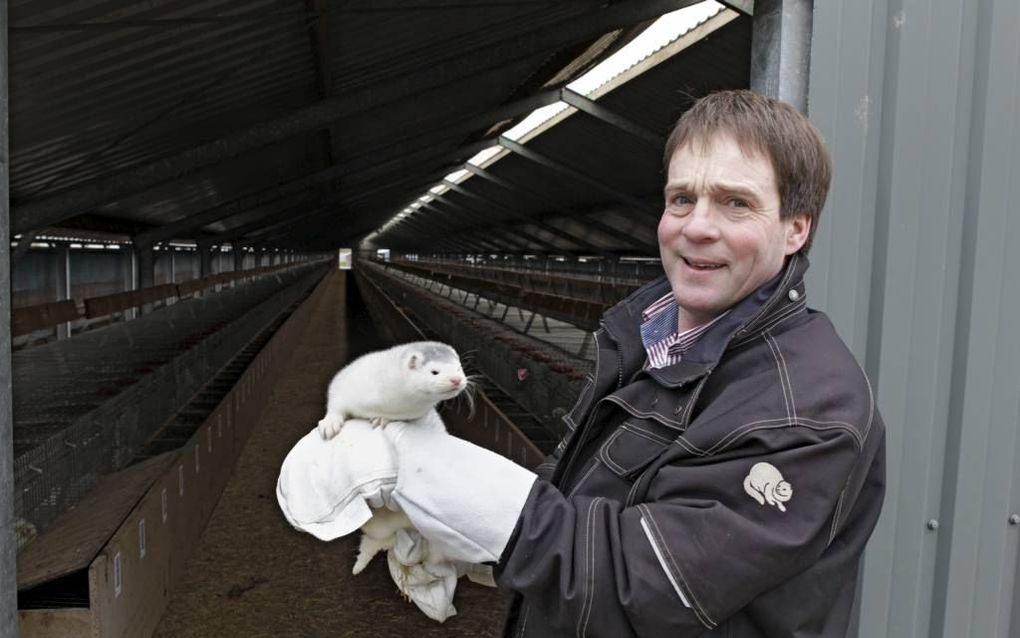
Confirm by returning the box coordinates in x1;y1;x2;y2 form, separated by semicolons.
596;420;672;480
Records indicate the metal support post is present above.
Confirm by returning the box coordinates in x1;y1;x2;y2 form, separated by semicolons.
233;245;245;272
136;242;155;314
136;242;155;290
750;0;813;112
524;311;537;334
55;244;71;339
0;0;17;631
121;245;139;319
199;243;213;278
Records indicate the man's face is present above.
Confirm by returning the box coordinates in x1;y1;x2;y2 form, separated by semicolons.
659;133;810;331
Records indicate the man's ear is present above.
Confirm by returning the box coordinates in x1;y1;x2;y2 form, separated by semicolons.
784;213;812;255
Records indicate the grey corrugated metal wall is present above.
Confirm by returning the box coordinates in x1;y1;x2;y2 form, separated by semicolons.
806;0;1020;636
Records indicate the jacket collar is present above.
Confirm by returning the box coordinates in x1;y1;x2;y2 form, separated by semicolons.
601;254;810;388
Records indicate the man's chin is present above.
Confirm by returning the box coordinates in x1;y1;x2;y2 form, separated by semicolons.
670;289;727;326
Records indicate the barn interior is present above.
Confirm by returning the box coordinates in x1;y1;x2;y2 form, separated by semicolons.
0;2;764;634
7;1;1017;637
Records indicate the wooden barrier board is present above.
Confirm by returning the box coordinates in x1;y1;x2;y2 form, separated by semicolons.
11;300;80;336
16;267;331;638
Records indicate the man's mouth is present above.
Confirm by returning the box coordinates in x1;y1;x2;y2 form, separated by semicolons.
682;257;725;271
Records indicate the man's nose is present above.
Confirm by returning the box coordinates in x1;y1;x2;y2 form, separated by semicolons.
681;201;720;242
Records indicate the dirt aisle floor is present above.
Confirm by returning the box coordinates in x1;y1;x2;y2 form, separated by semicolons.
155;271;507;637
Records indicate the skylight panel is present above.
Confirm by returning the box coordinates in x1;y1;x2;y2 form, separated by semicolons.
501;101;571;142
369;0;729;245
467;145;506;167
444;169;471;184
567;2;723;97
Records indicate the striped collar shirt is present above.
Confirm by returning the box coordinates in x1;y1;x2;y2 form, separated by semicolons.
639;293;729;369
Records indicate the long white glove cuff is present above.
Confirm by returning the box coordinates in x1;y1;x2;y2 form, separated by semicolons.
388;416;537;564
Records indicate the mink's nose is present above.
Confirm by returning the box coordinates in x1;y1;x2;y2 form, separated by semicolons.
449;376;464;386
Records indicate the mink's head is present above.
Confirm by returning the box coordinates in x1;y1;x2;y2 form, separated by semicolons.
401;341;467;401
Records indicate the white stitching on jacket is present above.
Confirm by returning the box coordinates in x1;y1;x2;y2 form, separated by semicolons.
675;436;708;456
638;504;717;629
564;376;596;433
598;429;627;474
828;488;848;545
639;516;691;606
577;497;603;638
603;395;686;429
854;357;876;441
568;461;601;498
622;421;672;445
679;374;710;427
731;299;807;349
704;410;866;455
765;333;794;425
766;332;798;423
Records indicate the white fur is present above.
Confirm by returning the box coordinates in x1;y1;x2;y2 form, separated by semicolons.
352;508;413;574
317;341;467;440
317;341;467;574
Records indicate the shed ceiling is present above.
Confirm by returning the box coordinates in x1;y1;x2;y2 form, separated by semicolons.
8;0;751;255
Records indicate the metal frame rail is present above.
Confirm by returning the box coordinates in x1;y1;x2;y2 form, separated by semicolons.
356;269;545;469
360;260;585;444
382;259;638;332
12;262;304;343
401;255;664;283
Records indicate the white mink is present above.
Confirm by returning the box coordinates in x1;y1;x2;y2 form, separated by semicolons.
317;340;467;440
351;508;413;575
317;341;468;574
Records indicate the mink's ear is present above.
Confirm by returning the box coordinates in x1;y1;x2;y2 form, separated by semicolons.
407;352;420;370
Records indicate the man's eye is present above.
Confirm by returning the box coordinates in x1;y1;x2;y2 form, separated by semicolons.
669;194;694;207
727;198;750;209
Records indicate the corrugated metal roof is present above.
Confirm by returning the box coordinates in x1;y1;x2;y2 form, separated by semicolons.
10;0;319;212
8;0;748;254
377;8;750;254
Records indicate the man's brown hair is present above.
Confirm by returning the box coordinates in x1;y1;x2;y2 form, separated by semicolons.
663;90;832;254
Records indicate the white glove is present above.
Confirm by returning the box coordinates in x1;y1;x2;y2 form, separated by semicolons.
277;419;398;541
383;410;538;564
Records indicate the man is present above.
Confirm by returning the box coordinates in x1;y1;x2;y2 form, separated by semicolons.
375;90;885;636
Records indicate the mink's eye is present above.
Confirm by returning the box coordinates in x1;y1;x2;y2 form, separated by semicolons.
430;370;439;375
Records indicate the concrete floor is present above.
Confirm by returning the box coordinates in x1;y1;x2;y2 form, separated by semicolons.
154;271;507;637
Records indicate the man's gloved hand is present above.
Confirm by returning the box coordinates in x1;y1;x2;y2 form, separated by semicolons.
383;410;538;564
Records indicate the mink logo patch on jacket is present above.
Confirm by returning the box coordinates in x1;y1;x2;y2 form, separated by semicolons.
743;462;793;512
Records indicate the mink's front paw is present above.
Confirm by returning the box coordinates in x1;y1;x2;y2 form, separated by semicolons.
317;413;344;440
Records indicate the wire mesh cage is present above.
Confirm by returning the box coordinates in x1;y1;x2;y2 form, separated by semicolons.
11;264;328;547
362;262;591;440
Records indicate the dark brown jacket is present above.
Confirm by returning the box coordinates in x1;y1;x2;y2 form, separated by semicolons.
495;255;886;637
